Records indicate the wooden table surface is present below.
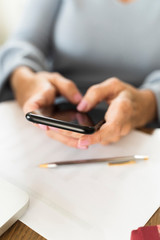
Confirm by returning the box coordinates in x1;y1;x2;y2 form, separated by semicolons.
0;128;159;240
0;208;160;240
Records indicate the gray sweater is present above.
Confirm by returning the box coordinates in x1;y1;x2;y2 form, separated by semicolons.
0;0;160;121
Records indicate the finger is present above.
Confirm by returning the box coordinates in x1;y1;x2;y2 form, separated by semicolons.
23;95;46;114
46;129;87;149
78;122;121;147
48;73;83;104
38;124;49;131
48;127;83;139
78;130;102;148
78;98;132;146
23;87;56;114
77;78;125;112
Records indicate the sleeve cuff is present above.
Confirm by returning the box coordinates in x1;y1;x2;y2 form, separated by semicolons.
0;40;49;101
0;59;45;102
140;70;160;123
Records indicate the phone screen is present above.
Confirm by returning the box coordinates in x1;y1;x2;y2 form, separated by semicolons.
26;101;106;134
37;102;104;126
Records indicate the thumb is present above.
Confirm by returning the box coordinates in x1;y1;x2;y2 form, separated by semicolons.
23;84;56;114
23;94;50;114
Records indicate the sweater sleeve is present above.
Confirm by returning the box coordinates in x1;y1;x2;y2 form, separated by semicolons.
140;70;160;122
0;0;61;101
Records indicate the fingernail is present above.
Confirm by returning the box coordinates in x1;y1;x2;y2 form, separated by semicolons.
73;93;83;103
78;139;90;148
38;124;48;130
78;145;88;150
49;126;59;132
77;99;88;112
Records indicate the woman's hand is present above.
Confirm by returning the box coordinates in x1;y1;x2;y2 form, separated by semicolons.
11;67;82;114
76;78;157;148
11;66;84;147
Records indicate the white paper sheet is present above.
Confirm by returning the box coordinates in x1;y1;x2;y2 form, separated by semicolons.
0;101;160;240
153;128;160;140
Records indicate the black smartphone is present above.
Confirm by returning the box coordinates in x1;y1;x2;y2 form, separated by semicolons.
26;101;105;134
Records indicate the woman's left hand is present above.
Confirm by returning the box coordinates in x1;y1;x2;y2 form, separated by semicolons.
77;77;157;148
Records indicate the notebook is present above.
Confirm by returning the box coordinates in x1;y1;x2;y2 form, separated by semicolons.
0;177;29;236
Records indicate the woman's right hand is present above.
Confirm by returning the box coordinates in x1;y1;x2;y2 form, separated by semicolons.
10;66;82;114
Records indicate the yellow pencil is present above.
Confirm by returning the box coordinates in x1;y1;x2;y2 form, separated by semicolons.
39;155;149;168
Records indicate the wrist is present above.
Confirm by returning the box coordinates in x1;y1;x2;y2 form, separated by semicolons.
140;89;157;123
10;66;35;91
10;66;37;107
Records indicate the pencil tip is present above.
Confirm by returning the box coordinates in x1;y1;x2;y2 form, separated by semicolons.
39;164;48;168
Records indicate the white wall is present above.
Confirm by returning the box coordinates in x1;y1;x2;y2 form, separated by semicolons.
0;0;26;45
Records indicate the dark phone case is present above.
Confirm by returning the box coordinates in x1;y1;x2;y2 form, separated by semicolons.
26;112;104;134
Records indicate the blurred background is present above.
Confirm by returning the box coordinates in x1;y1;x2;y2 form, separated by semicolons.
0;0;26;45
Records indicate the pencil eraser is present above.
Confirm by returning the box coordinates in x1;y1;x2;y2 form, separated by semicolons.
0;177;29;236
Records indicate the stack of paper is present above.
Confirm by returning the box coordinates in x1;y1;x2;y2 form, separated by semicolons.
0;101;159;240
